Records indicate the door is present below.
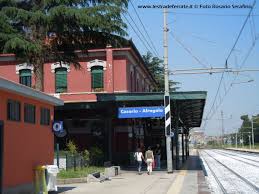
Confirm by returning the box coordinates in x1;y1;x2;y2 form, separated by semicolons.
0;121;4;194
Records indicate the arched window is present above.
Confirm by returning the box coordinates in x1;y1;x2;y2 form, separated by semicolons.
55;67;67;93
19;69;32;87
91;66;104;91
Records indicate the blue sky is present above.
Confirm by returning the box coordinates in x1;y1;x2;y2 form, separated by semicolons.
125;0;259;136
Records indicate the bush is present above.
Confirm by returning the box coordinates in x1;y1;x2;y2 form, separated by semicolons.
90;146;104;166
82;149;90;167
66;140;77;155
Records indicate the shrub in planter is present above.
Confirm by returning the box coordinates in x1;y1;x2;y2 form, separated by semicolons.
90;146;104;166
66;140;78;155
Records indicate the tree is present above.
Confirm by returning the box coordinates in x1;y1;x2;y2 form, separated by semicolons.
238;114;259;145
142;51;180;92
0;0;128;90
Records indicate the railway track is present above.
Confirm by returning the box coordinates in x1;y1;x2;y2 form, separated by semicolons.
200;150;259;194
212;150;259;168
220;149;259;162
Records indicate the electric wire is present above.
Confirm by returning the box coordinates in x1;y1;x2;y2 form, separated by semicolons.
202;0;257;130
129;0;160;57
122;14;151;53
124;11;159;58
170;32;209;68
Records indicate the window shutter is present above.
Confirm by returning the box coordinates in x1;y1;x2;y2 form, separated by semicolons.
91;67;103;89
19;69;32;87
55;68;67;93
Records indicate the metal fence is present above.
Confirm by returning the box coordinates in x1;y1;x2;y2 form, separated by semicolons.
54;153;88;170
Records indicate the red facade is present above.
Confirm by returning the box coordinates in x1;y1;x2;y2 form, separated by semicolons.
0;46;157;102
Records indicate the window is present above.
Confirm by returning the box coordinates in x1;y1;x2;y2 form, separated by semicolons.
19;69;32;87
55;67;67;93
40;108;50;125
91;66;104;90
24;103;35;124
7;100;20;121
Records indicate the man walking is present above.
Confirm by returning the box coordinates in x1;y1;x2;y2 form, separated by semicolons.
154;144;161;170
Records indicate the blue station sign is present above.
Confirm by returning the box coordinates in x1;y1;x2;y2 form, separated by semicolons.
118;106;165;118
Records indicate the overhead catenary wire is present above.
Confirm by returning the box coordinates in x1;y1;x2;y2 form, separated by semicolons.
124;11;159;58
122;14;152;54
129;0;160;57
202;0;257;130
170;32;209;68
226;0;256;62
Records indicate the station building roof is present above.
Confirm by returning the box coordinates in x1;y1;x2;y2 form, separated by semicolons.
57;91;207;129
96;91;207;128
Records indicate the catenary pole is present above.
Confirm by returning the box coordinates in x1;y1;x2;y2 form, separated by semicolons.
163;8;173;173
251;116;255;149
221;111;224;146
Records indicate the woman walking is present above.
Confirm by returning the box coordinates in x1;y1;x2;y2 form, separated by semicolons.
134;148;144;174
145;146;154;175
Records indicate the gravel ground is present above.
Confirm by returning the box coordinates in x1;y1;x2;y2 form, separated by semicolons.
199;149;259;194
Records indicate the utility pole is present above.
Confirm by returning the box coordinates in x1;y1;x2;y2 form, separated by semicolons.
251;116;255;149
163;8;173;173
248;135;251;149
235;132;238;149
221;111;224;146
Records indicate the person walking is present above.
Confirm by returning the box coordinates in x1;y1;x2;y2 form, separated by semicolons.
154;144;161;170
145;146;154;175
134;148;144;174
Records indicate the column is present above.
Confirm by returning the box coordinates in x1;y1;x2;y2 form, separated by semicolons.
105;46;114;92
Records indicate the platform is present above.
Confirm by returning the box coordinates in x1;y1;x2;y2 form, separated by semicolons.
225;147;259;153
57;149;210;194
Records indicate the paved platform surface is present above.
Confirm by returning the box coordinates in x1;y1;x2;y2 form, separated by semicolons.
225;147;259;153
56;150;210;194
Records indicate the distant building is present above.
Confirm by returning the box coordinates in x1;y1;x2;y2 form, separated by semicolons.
0;77;63;194
190;130;205;146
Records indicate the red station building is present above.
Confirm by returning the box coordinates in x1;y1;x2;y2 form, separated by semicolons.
0;40;207;168
0;77;63;194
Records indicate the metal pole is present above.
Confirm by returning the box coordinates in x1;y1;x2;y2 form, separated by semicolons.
56;143;60;168
163;8;173;173
249;135;251;149
221;111;224;147
236;133;237;149
251;116;255;149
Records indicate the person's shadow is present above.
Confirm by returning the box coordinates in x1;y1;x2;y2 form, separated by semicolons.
49;186;76;193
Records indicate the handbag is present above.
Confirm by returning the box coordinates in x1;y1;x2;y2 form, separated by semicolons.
152;160;156;168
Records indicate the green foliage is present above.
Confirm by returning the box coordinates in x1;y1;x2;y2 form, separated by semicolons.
58;166;104;179
89;146;104;166
142;51;180;91
66;140;77;155
238;114;259;145
0;0;128;90
82;149;90;166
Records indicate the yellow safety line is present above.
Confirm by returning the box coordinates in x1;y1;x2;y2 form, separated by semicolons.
166;170;188;194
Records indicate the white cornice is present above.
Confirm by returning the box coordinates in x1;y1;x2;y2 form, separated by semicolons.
87;59;107;71
15;63;34;74
51;62;70;73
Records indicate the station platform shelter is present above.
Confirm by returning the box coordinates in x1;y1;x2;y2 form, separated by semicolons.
55;91;207;169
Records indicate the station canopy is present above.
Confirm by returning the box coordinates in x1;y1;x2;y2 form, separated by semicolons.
96;91;207;129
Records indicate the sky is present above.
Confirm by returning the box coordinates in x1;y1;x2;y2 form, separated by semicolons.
125;0;259;136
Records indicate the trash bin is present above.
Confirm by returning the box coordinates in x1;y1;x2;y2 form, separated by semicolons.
35;165;47;194
45;165;59;192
